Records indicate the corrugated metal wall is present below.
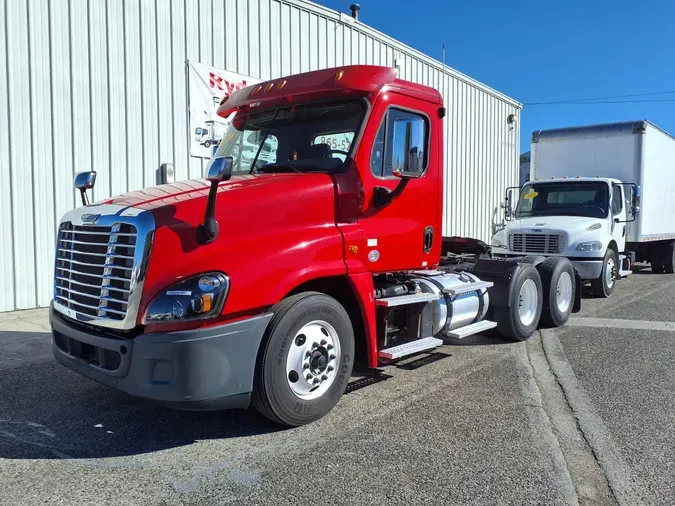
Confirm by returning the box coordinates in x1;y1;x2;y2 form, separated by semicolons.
0;0;521;312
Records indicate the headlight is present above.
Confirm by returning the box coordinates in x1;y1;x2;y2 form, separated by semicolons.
575;241;603;252
143;273;229;324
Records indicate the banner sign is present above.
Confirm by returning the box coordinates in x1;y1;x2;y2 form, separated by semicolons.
187;61;261;158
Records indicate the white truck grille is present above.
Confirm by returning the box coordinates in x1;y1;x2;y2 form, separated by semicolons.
54;223;137;323
509;233;565;254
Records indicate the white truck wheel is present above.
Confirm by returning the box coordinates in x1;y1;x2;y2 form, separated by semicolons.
591;249;616;298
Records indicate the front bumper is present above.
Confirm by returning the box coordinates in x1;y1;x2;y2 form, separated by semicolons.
50;304;272;410
570;260;603;280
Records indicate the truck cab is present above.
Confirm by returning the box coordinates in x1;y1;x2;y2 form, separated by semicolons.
492;176;636;297
51;65;578;426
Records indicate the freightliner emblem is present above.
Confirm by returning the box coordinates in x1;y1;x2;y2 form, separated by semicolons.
81;214;100;224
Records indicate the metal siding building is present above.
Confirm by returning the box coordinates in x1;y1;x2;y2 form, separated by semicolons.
0;0;521;312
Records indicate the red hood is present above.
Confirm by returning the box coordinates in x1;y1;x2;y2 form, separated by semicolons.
95;173;328;219
135;171;349;324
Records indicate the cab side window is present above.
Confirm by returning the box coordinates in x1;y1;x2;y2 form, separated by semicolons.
370;108;429;178
611;185;622;215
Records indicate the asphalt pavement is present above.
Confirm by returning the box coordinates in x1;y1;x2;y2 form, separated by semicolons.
1;268;674;505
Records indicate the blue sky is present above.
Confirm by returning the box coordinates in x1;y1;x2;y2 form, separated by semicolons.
319;0;675;153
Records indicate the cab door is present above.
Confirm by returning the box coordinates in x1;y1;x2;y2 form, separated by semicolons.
610;184;627;252
356;91;441;273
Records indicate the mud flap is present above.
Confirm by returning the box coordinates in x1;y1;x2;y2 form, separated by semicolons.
469;258;519;309
572;272;582;313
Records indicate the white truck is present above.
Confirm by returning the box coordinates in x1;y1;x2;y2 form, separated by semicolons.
492;120;675;297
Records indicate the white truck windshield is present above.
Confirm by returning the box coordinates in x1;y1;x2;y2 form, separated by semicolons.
207;99;365;175
515;181;610;219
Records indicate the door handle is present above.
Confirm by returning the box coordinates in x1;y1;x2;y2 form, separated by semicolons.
423;226;434;254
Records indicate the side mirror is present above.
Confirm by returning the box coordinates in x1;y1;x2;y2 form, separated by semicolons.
502;187;518;221
73;171;96;206
391;116;425;179
633;185;641;215
206;156;233;182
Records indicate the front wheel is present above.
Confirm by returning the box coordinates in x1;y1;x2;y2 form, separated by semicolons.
252;292;355;427
495;264;543;341
591;249;616;297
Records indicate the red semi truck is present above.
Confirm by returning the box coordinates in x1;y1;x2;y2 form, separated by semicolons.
51;66;580;426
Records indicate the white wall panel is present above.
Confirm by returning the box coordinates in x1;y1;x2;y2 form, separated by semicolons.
0;0;520;311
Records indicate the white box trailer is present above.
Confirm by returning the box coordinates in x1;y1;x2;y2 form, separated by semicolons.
531;120;675;245
493;120;675;298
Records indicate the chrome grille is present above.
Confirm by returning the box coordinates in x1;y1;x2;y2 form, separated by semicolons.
509;233;565;254
54;223;137;322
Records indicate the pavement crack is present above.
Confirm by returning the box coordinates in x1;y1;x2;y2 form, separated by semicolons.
527;333;617;506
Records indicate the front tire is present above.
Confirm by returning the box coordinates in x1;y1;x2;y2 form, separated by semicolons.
538;257;575;327
495;264;543;341
591;249;616;297
252;292;355;427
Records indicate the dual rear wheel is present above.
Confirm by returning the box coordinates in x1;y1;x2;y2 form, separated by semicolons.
498;256;575;341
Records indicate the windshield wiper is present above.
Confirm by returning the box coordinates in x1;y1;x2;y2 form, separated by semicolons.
257;162;302;173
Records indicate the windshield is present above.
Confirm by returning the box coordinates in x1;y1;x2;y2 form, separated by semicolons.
206;99;366;175
514;181;610;219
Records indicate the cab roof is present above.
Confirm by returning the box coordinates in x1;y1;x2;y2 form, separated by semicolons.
216;65;442;117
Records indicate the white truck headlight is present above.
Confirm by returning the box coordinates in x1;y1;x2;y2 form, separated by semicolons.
143;273;230;323
575;241;603;252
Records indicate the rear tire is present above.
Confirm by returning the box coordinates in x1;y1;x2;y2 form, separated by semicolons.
538;257;575;327
495;264;543;341
663;243;675;274
650;248;665;274
252;292;355;427
591;249;616;297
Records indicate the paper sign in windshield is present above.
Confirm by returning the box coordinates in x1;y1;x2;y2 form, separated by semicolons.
523;191;539;200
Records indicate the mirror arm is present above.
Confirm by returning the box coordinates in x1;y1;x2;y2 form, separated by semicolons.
197;180;220;244
79;189;89;206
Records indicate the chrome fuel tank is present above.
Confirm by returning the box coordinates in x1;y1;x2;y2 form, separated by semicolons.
415;272;490;336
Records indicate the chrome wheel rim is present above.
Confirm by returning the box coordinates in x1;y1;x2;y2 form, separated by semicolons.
518;279;538;327
556;271;573;314
606;257;615;288
286;320;340;400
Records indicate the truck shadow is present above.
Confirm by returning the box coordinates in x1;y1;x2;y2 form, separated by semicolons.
0;331;284;460
0;331;401;461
